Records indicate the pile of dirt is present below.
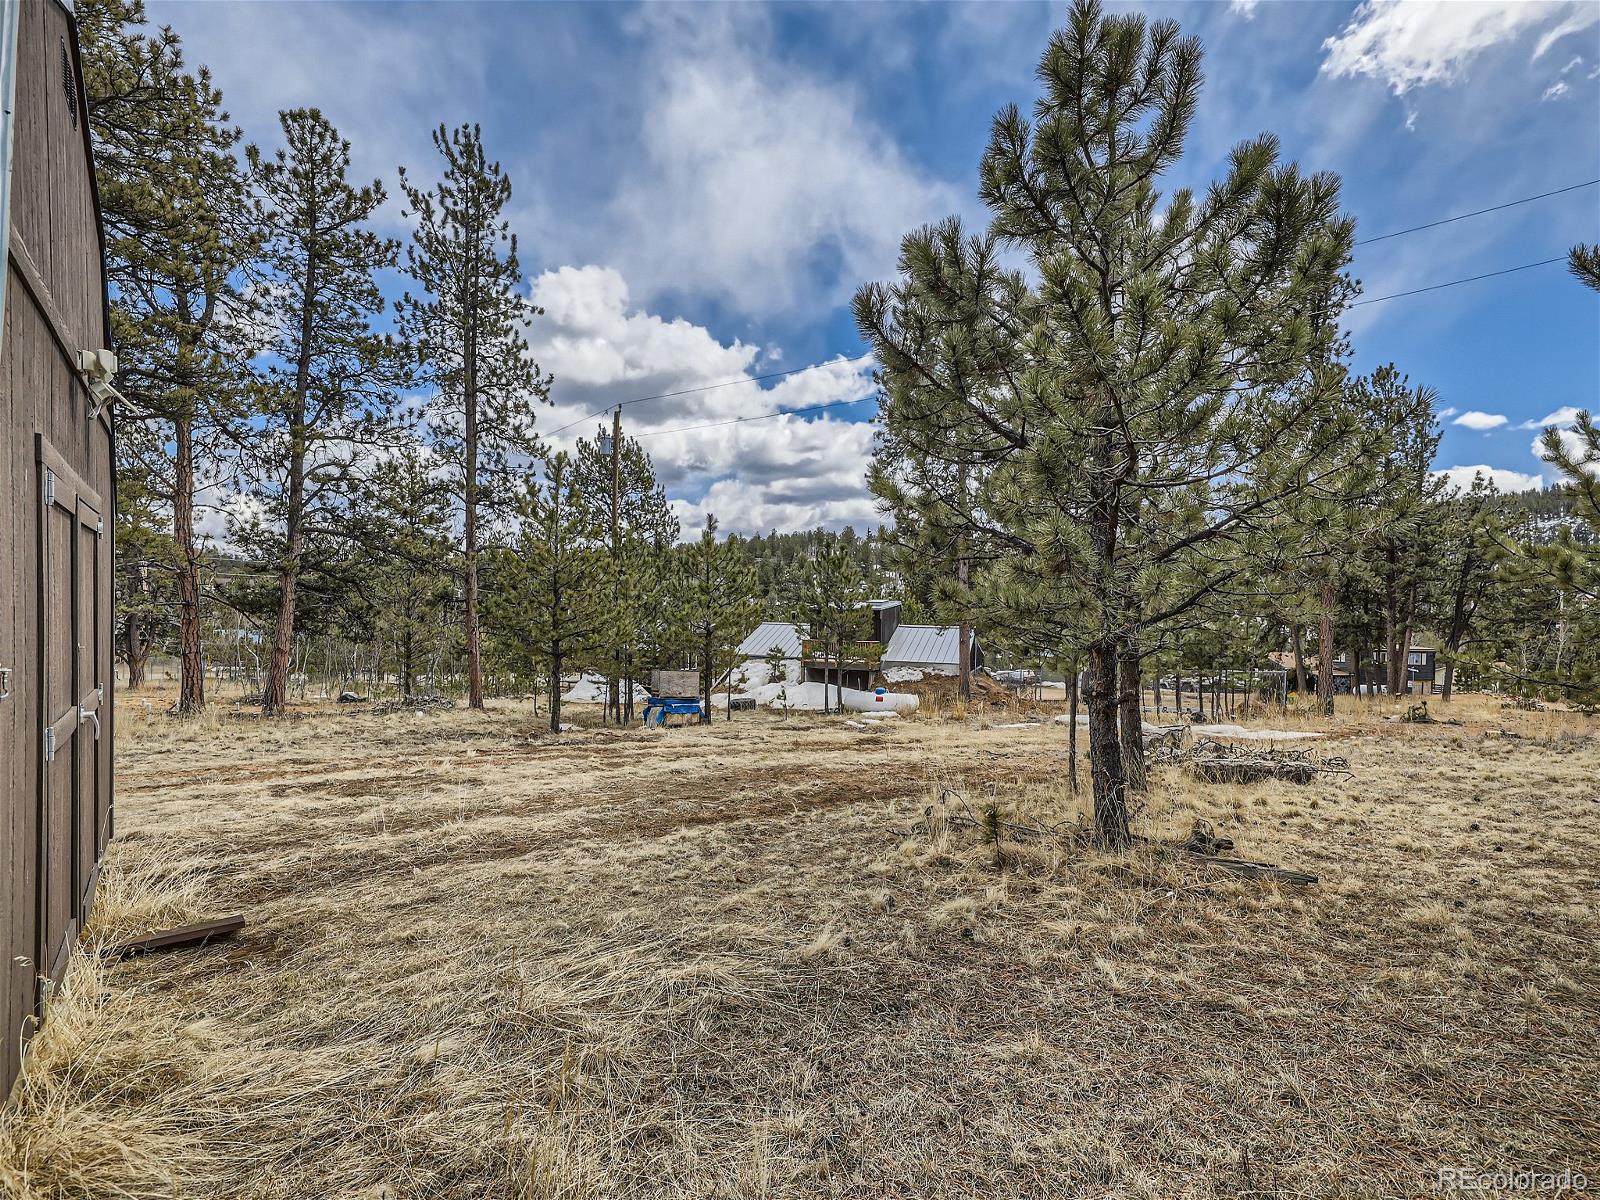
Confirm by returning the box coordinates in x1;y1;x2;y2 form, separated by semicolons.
893;671;1054;715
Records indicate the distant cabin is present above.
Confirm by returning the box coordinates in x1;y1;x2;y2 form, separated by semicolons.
0;0;116;1096
736;600;983;692
1277;647;1440;695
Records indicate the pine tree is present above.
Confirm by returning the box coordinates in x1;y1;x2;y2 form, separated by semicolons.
114;438;175;689
488;454;607;733
242;108;405;714
353;444;457;697
1432;473;1501;701
79;0;256;714
398;124;552;710
786;536;871;714
1346;367;1443;695
572;420;679;722
858;0;1360;845
678;517;762;724
1525;411;1600;703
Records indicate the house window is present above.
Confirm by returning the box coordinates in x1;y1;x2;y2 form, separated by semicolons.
1408;652;1424;666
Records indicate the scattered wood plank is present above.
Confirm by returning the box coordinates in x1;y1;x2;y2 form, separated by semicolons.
102;915;246;961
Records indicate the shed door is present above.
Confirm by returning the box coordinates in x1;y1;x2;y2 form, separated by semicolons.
35;434;105;993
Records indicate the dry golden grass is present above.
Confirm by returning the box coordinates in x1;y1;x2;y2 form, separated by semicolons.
2;687;1597;1198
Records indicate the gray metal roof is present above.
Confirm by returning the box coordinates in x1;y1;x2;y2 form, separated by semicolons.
882;624;963;668
736;621;804;659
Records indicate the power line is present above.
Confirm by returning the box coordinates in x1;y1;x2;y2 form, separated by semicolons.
1348;255;1567;306
545;184;1590;439
1354;178;1599;246
636;255;1571;435
545;353;874;438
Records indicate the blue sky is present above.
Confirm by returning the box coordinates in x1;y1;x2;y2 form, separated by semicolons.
154;0;1600;534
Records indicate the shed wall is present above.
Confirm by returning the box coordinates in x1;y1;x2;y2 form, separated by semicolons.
1;0;114;1097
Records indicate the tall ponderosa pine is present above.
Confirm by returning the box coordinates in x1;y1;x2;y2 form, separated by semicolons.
679;517;762;725
859;0;1360;845
398;124;552;710
79;0;256;714
243;108;403;714
488;454;607;733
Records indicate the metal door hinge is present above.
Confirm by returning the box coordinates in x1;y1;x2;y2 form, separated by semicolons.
44;469;55;508
0;667;11;700
44;726;55;761
96;516;104;540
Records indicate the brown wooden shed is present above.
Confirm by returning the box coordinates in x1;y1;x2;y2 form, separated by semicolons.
0;0;115;1096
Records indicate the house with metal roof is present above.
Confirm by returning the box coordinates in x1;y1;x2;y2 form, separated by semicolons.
734;600;982;691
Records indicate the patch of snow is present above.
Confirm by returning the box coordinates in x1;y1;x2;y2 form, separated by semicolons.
1051;715;1173;735
884;666;924;683
750;681;919;713
725;656;802;693
560;673;650;705
993;721;1042;729
1192;723;1324;741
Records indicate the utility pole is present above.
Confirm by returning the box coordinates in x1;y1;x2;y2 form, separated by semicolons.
608;407;622;725
957;462;972;704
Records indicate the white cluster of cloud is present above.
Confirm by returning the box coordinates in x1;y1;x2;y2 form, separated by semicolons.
526;265;880;537
1519;405;1585;431
606;8;955;319
154;0;1593;538
1322;0;1599;94
1437;405;1590;495
1432;464;1543;495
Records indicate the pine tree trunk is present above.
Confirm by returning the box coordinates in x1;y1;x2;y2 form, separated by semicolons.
1399;582;1417;695
1087;639;1128;849
1118;643;1146;793
124;614;147;690
1383;547;1401;696
1317;579;1335;718
263;555;299;715
261;433;304;715
700;635;712;725
172;417;205;715
401;615;415;697
1442;568;1471;703
124;559;149;689
549;647;562;734
1067;659;1079;796
1291;623;1307;696
465;336;484;710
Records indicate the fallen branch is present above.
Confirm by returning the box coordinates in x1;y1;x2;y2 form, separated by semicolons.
1184;854;1318;886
